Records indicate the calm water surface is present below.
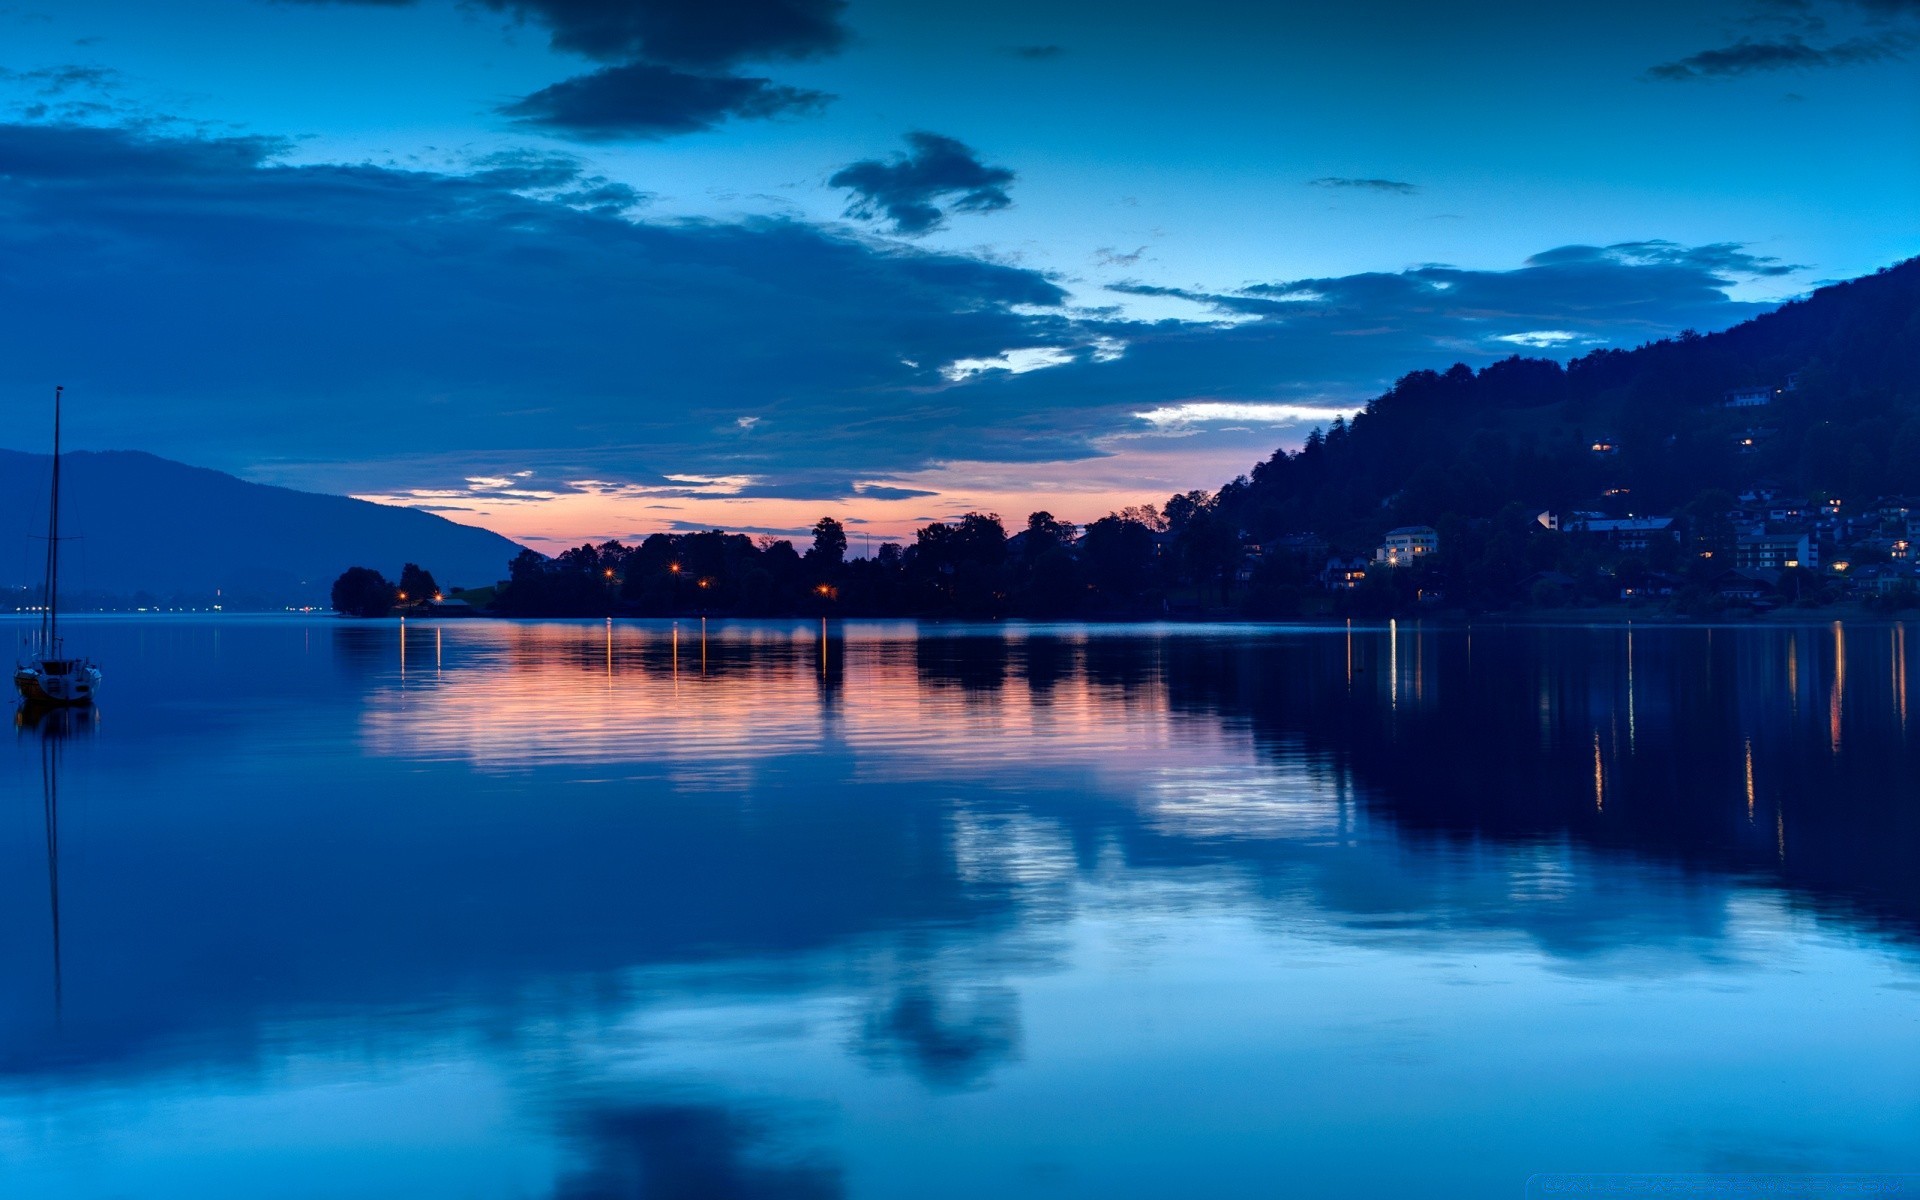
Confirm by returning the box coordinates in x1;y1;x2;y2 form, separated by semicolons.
4;617;1918;1197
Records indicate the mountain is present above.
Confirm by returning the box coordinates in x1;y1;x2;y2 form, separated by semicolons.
0;450;526;606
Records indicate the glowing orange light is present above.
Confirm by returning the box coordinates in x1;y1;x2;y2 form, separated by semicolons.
605;569;615;578
668;563;681;574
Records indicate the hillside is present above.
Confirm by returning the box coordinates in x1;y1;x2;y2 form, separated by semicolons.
0;450;526;607
1225;256;1920;546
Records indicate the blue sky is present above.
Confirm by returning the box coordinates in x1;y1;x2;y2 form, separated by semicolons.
0;0;1914;546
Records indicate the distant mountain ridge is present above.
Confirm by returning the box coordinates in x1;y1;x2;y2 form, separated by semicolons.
0;449;526;605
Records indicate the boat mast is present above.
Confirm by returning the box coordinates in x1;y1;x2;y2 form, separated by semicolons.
41;386;62;654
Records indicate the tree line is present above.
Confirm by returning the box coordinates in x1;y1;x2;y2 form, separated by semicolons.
486;506;1234;618
330;562;440;617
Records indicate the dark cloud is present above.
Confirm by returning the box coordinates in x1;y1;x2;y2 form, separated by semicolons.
0;121;1069;498
466;148;649;210
1309;176;1418;194
1647;32;1911;79
279;0;850;139
829;132;1015;235
0;121;1795;504
1527;239;1802;278
855;484;938;500
481;0;848;67
0;63;121;95
1006;44;1064;59
501;61;829;139
281;0;849;67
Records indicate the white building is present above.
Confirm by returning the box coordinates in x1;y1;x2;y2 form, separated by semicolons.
1564;515;1680;552
1373;526;1439;568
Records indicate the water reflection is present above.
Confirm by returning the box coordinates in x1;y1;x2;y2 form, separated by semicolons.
1;617;1917;1197
15;705;90;1018
338;620;1920;940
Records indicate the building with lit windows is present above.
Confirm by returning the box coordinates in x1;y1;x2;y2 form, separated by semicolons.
1373;526;1439;567
1735;531;1815;570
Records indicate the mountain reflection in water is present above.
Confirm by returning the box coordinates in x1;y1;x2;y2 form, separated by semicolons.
2;616;1917;1199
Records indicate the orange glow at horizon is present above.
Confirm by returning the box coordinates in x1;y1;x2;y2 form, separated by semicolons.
347;436;1292;552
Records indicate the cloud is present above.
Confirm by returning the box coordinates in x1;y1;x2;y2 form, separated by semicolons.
0;63;121;95
279;0;850;139
829;132;1015;235
1647;32;1912;79
501;61;830;139
854;483;938;500
486;0;848;67
1492;330;1580;348
467;148;652;210
1135;402;1366;429
0;120;1070;500
281;0;849;67
0;121;1797;513
1309;176;1419;194
941;346;1073;381
1527;239;1802;278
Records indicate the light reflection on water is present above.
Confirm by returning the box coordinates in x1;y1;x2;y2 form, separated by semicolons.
2;616;1919;1198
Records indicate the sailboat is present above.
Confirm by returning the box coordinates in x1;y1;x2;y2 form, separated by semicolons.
14;386;101;708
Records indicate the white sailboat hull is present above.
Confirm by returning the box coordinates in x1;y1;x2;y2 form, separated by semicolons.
14;662;101;707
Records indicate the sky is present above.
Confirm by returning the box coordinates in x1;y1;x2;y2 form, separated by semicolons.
0;0;1915;550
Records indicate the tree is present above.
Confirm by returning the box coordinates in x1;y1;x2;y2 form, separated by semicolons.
331;566;396;618
1023;511;1077;557
809;517;848;567
397;562;438;606
1081;514;1158;605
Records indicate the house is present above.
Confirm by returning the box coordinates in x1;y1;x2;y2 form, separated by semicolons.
1564;515;1680;551
1270;533;1330;561
1589;436;1620;457
1724;386;1773;409
1534;510;1560;531
1852;563;1920;595
1373;526;1439;567
1870;497;1914;525
1713;569;1777;603
1321;556;1369;591
1735;531;1815;570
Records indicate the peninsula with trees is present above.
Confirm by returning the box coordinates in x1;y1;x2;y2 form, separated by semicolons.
334;256;1920;621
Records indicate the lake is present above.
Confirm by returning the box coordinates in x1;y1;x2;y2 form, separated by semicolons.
4;616;1918;1197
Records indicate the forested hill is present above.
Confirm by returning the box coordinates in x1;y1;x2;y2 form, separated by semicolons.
1223;256;1920;548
